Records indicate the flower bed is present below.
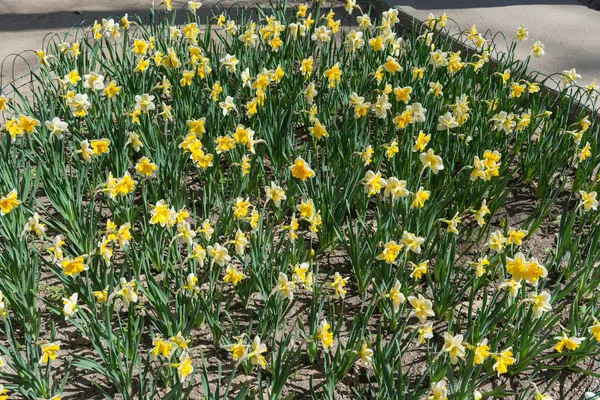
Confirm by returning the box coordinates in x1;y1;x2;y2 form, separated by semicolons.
0;1;599;399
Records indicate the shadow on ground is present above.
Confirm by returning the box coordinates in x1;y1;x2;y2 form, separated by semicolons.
384;0;590;9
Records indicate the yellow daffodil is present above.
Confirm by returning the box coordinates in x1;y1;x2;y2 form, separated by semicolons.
316;320;334;351
39;341;61;364
474;339;490;364
0;189;20;216
554;333;584;353
290;157;315;181
492;348;515;375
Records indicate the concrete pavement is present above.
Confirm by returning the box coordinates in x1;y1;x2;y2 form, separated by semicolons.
388;0;600;90
1;0;599;96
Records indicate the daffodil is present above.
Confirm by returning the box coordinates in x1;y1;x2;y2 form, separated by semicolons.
371;94;391;118
408;294;435;322
413;131;430;152
492;348;515;375
290;157;315;181
150;200;175;227
232;197;251;219
580;142;592;161
223;336;248;362
383;139;399;159
45;117;68;139
62;293;79;319
330;272;349;299
273;272;295;300
21;212;46;237
474;339;490;364
218;96;236;116
117;278;138;307
387;280;406;312
528;291;552;317
554;333;584;353
377;241;403;264
530;41;545;58
417;322;434;345
474;200;490;226
443;213;461;235
383;177;409;201
383;56;402;74
173;352;194;382
135;157;157;176
430;380;448;400
354;341;373;367
419;148;444;174
499;279;522;297
413;67;425;80
400;231;425;254
316;320;334;351
534;390;553;400
207;243;231;267
357;14;371;29
176;221;196;245
135;93;155;113
0;189;20;216
507;228;528;245
345;29;364;51
587;318;600;343
410;261;428;280
471;257;489;278
215;135;236;154
152;336;175;357
411;187;430;209
560;68;582;88
323;63;342;88
0;385;9;400
442;332;466;364
245;336;268;368
488;230;507;252
126;131;143;151
219;54;239;73
437;112;458;131
392;110;413;129
515;25;528;41
93;288;108;303
429;49;449;69
361;170;386;196
90;138;111;155
0;292;6;318
39;341;61;364
509;82;526;98
83;72;105;91
61;255;88;276
580;190;598;212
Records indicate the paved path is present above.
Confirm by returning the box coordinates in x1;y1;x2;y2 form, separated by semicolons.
0;0;149;92
0;0;245;93
1;0;599;95
388;0;600;91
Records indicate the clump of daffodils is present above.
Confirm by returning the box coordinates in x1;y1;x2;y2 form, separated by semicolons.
0;2;598;399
